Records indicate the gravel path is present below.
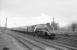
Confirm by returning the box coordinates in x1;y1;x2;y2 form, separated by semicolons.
0;33;8;50
0;32;25;50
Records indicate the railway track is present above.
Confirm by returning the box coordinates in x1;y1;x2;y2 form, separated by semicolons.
9;31;71;50
9;34;45;50
8;32;61;50
12;31;77;50
33;34;77;50
36;34;77;50
56;34;77;40
5;30;77;50
52;36;77;48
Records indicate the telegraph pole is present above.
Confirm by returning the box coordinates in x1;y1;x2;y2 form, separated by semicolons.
52;17;55;33
53;17;54;23
5;17;7;31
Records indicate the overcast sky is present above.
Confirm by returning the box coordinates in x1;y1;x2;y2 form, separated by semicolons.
0;0;77;28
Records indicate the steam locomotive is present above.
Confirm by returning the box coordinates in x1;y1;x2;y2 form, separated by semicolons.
11;24;56;39
33;24;56;39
